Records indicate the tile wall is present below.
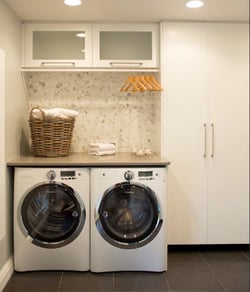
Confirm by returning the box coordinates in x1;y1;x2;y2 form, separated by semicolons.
24;72;161;153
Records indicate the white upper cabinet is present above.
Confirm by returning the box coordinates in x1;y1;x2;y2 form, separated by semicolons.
23;23;93;68
22;23;159;69
93;23;159;68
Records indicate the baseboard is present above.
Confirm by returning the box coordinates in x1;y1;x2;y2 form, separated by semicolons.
0;257;14;292
168;244;250;252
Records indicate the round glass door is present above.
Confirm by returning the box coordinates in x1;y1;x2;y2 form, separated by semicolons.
19;182;85;248
96;182;162;249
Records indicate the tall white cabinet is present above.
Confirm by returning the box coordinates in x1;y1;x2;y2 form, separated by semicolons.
161;22;249;244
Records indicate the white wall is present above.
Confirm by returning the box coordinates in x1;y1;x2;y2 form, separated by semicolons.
0;0;28;285
0;49;5;242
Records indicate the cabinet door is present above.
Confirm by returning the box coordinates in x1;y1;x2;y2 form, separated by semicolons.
161;22;208;244
23;23;92;67
207;23;249;244
93;24;159;68
161;22;249;244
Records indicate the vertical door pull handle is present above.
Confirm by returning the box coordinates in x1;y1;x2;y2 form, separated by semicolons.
203;123;207;158
211;123;214;158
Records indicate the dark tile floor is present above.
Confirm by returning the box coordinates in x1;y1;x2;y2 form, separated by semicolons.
3;245;249;292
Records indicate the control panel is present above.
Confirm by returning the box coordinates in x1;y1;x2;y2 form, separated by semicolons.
46;170;81;181
123;170;158;181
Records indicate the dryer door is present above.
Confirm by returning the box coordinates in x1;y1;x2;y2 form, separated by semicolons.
19;182;85;248
96;182;162;249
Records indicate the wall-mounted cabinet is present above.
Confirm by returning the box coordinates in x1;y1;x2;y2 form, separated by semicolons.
22;22;159;70
92;23;159;68
23;23;93;68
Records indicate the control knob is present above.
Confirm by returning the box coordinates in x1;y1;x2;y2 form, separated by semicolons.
47;170;56;180
124;170;134;181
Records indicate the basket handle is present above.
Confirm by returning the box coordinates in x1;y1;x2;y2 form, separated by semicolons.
30;107;45;121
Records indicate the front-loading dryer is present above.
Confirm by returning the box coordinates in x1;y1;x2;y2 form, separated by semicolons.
90;167;167;272
14;167;90;271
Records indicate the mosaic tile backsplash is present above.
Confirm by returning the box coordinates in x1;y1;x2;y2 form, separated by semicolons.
24;72;161;153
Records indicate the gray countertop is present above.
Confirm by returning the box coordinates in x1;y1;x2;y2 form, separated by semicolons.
7;152;170;167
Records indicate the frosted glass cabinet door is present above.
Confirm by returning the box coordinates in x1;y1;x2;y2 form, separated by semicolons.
23;23;92;67
93;24;159;68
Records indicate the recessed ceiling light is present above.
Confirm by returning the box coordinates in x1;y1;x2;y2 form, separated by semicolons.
186;0;204;8
64;0;82;6
76;33;86;38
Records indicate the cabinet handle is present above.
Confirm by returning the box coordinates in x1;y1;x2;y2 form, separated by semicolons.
211;123;214;158
203;123;207;158
109;62;143;67
40;62;76;67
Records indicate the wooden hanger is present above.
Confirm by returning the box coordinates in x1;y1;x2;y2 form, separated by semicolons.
120;75;163;92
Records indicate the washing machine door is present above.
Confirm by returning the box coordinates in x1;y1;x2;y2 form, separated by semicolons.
18;182;85;248
96;182;162;249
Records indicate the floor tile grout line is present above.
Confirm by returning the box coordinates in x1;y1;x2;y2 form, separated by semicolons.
57;271;64;292
163;271;171;291
198;251;228;292
240;249;250;260
112;272;115;292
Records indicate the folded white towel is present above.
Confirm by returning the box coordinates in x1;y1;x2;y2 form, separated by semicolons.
88;142;116;156
88;149;116;156
32;108;79;119
89;143;116;151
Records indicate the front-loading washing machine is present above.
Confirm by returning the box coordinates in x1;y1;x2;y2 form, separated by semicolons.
14;167;90;271
90;167;167;272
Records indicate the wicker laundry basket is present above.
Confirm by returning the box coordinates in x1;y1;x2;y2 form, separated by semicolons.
29;107;75;157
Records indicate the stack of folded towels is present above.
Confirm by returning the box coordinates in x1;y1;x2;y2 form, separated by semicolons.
32;107;79;119
88;142;116;156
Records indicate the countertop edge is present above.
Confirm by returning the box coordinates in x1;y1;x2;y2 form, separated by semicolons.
7;152;171;167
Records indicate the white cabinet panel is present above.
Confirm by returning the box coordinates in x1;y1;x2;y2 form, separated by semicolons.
161;22;249;244
93;23;159;68
206;23;249;243
161;22;208;244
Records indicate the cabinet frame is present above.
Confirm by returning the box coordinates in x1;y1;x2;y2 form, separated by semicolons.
23;23;93;68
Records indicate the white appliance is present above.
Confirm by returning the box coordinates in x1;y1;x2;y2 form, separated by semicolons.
90;167;167;272
14;167;90;271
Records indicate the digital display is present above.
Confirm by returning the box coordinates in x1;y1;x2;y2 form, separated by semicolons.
138;171;153;177
61;171;75;177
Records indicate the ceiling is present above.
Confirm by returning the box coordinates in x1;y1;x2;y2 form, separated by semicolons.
4;0;249;22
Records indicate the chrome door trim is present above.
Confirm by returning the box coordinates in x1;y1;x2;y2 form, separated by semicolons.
95;181;163;249
17;181;85;249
